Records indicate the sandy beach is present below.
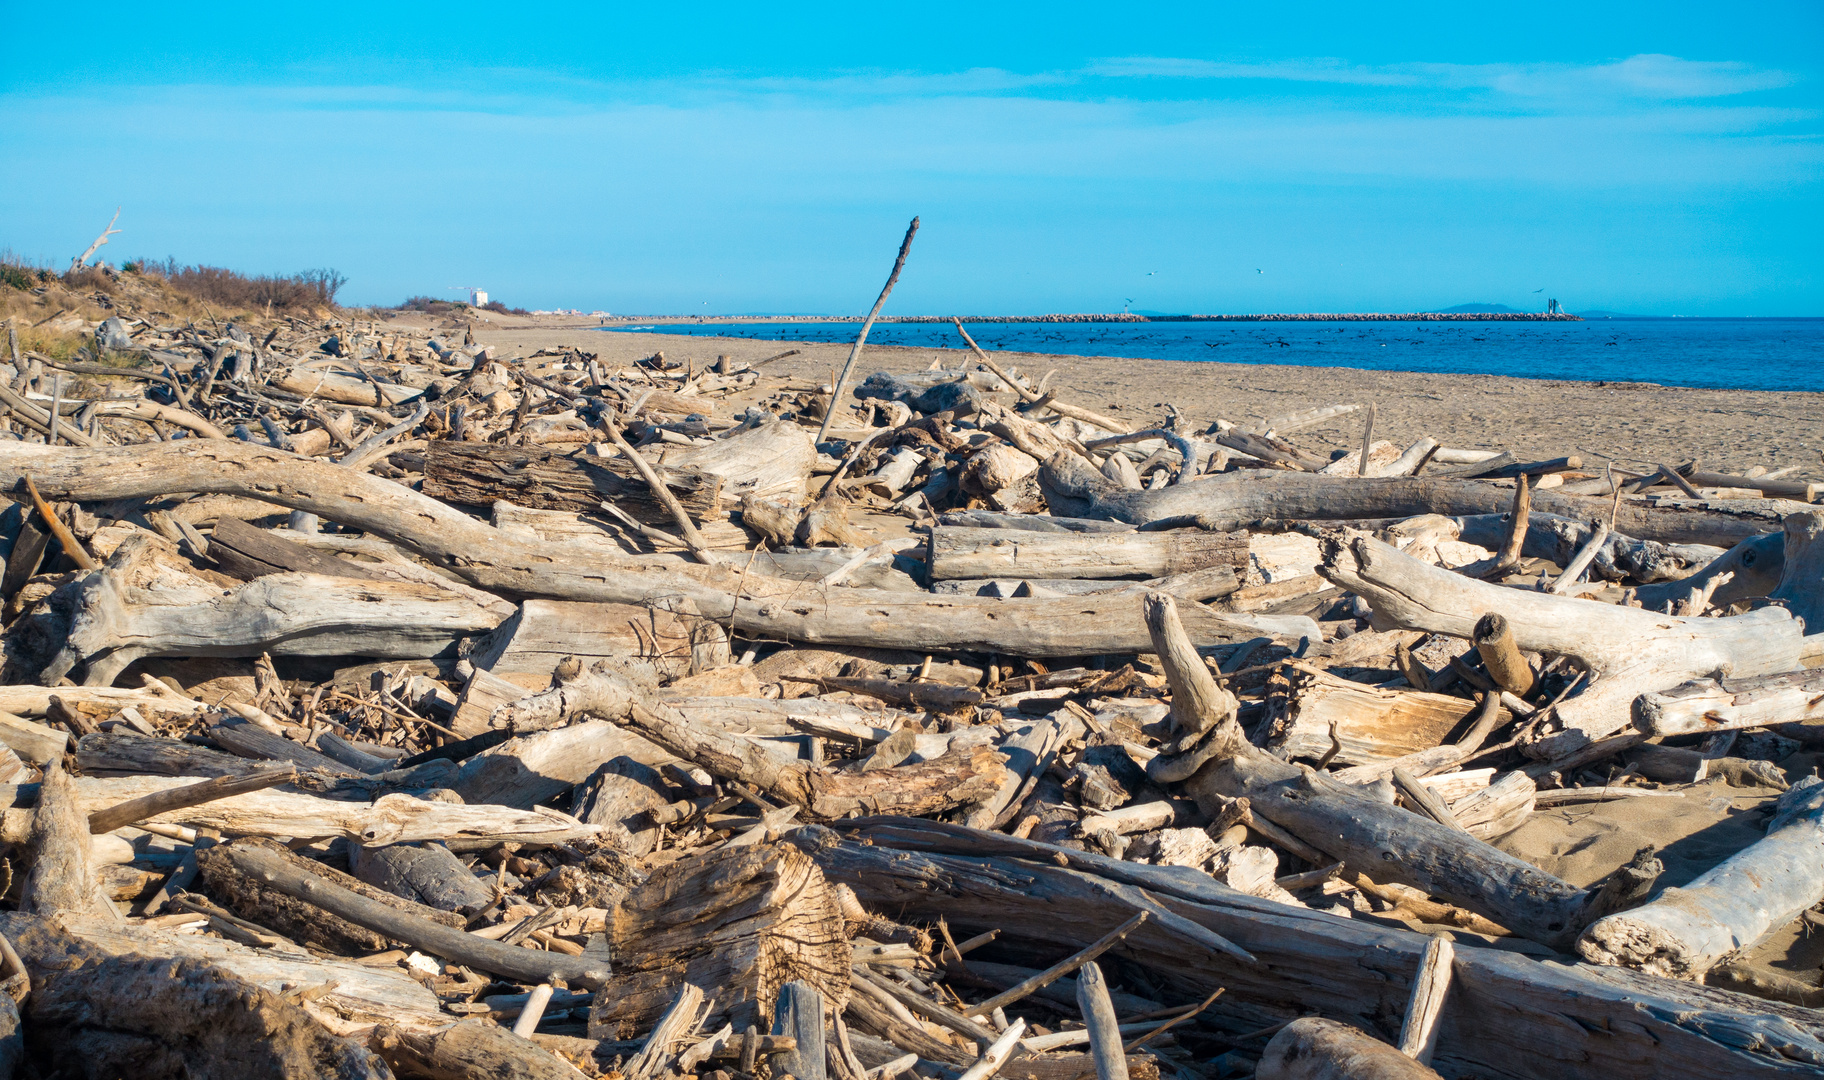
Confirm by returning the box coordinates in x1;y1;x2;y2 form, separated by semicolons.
477;320;1824;476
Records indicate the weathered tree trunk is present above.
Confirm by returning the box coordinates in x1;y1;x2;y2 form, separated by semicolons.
1771;511;1824;633
1319;534;1813;755
205;516;385;581
1039;454;1784;547
0;441;1319;658
802;822;1824;1080
572;756;672;857
1257;1017;1442;1080
1635;671;1824;737
450;720;671;809
586;842;849;1039
22;760;103;917
422;441;724;522
270;367;421;407
23;535;511;687
928;526;1247;582
199;836;466;953
1579;779;1824;979
0;910;448;1037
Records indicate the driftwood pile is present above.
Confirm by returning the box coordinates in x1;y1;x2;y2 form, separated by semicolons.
0;299;1821;1079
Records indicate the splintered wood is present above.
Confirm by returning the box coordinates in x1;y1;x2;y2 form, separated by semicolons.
0;276;1818;1079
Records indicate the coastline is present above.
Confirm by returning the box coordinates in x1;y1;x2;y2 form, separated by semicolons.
471;322;1824;477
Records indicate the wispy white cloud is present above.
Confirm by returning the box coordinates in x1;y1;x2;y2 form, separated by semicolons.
1090;53;1800;101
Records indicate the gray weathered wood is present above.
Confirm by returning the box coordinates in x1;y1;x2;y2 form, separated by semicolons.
349;841;493;913
804;821;1824;1079
1579;778;1824;978
1038;454;1784;548
772;981;828;1080
1320;533;1813;756
929;526;1246;582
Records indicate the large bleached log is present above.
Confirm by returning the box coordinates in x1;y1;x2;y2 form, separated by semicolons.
1319;534;1813;755
421;440;725;522
22;760;104;917
1145;594;1594;947
350;840;494;912
928;526;1247;582
801;822;1824;1079
1258;1017;1442;1080
23;534;511;686
0;441;1313;658
1635;671;1824;737
473;599;728;679
1038;454;1783;547
1579;779;1824;979
0;774;601;847
0;682;203;719
27;949;389;1077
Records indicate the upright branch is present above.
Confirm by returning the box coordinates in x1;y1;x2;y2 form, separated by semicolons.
70;207;123;271
817;216;920;443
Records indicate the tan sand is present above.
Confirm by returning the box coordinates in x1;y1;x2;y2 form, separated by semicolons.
473;322;1824;477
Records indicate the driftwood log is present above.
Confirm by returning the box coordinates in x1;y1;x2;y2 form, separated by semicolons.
0;441;1315;657
22;534;510;686
421;441;725;522
1579;779;1824;979
1319;533;1815;755
801;821;1824;1079
1635;671;1824;737
1039;453;1785;547
927;526;1247;582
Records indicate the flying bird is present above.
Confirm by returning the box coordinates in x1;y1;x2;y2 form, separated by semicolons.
1256;269;1263;274
1533;288;1544;293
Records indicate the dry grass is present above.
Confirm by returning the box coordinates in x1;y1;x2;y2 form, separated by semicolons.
133;258;345;314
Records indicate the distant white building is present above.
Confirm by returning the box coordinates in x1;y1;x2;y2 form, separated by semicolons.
471;289;489;307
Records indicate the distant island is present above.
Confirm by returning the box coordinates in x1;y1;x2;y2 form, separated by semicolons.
599;311;1583;324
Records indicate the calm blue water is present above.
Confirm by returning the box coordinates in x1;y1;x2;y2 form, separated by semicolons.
609;318;1824;393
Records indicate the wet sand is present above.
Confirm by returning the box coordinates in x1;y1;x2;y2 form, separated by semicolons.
473;320;1824;476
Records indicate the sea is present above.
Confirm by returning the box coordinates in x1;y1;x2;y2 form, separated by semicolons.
607;317;1824;393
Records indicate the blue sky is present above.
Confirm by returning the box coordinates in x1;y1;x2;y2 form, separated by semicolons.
2;2;1819;315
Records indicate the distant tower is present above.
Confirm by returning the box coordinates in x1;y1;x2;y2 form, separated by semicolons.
1546;298;1564;315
